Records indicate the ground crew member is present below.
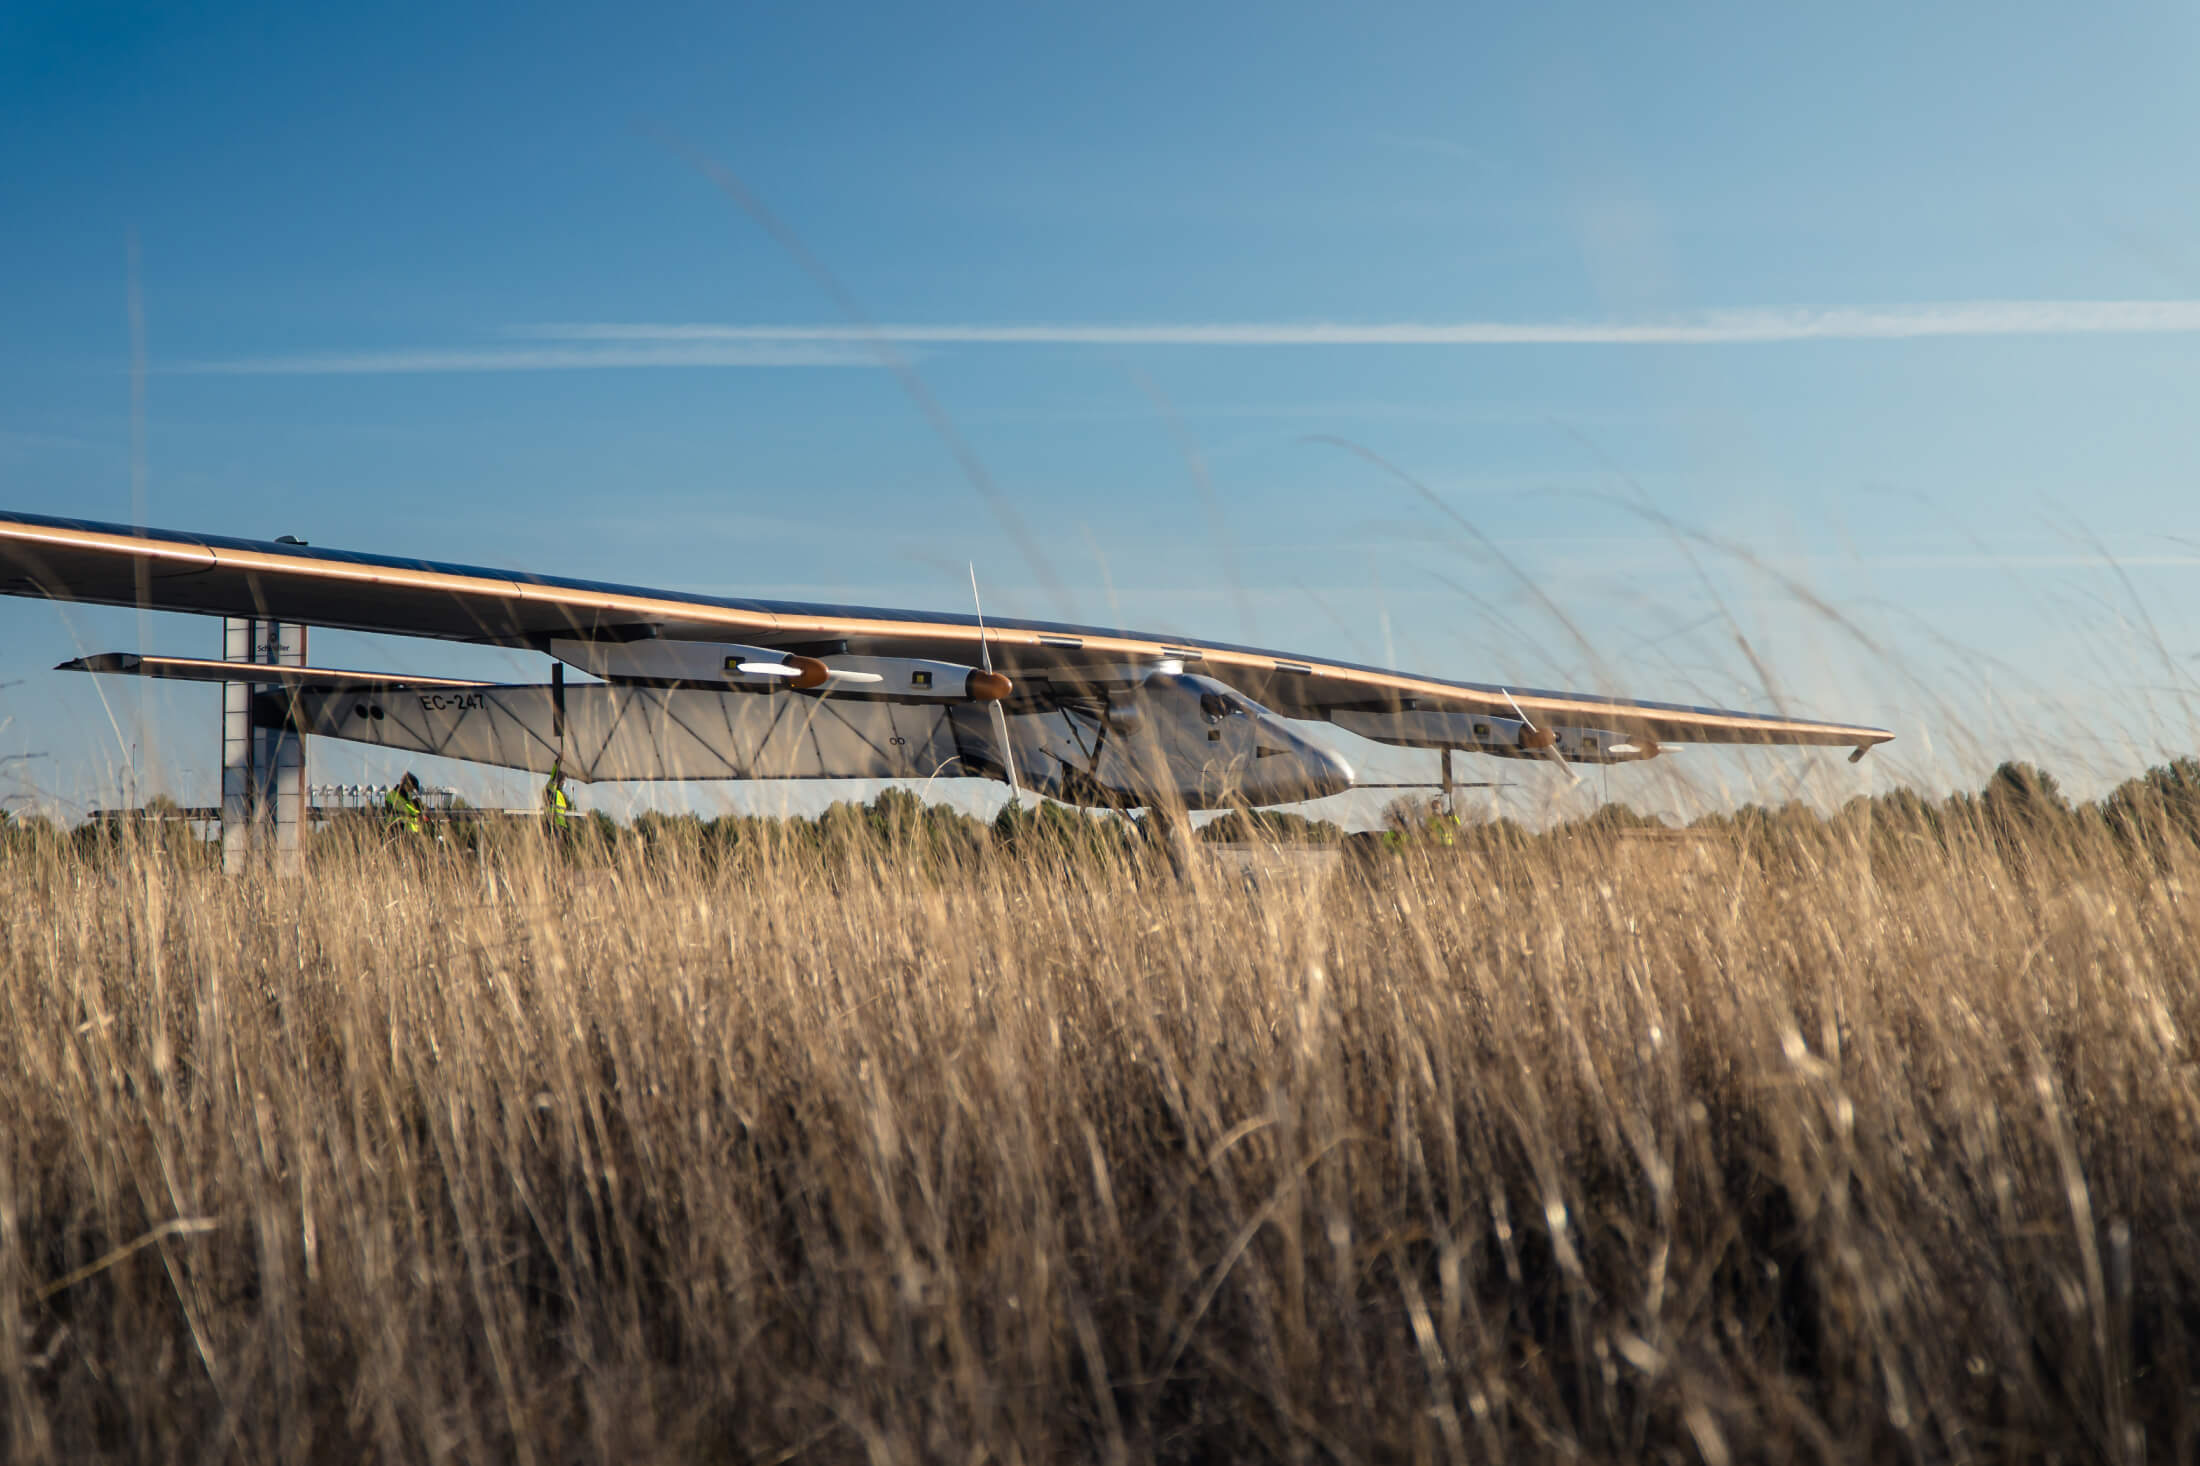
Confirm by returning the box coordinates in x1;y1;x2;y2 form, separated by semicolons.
384;771;426;836
543;760;572;833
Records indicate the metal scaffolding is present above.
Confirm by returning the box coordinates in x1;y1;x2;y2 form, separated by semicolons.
220;616;307;876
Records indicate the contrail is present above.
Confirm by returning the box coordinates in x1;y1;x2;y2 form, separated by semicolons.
522;300;2200;346
174;343;884;374
174;300;2200;374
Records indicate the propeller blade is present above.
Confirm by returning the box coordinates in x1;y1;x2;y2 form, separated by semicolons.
735;661;799;678
968;564;995;675
970;563;1025;807
1501;687;1582;788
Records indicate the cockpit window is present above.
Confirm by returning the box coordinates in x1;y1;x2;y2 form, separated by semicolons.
1199;691;1245;719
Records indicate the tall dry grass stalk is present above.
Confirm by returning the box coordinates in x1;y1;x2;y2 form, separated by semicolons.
2;809;2195;1462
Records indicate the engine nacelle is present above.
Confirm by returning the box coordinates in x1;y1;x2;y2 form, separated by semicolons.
1533;727;1658;764
1328;707;1660;764
549;639;1009;701
553;637;796;687
806;655;1012;702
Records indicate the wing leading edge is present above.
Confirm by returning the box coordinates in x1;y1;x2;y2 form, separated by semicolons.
0;509;1891;753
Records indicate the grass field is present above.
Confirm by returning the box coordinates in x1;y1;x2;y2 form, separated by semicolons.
6;783;2200;1463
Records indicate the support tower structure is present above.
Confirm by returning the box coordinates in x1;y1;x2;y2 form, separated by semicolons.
220;616;306;876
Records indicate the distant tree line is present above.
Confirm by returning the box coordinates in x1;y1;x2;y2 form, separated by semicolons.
9;757;2200;872
1355;756;2200;876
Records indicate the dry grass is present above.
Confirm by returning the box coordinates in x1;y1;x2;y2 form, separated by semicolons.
3;808;2198;1463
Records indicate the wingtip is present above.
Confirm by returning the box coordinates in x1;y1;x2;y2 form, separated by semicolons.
56;653;137;674
1849;733;1896;763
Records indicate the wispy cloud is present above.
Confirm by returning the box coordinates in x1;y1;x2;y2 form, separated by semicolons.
169;301;2200;375
173;342;885;375
522;300;2200;346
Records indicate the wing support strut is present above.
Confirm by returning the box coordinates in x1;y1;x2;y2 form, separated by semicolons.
552;659;566;762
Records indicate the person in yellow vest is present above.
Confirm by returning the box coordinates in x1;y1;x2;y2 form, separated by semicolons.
384;771;426;836
543;760;573;834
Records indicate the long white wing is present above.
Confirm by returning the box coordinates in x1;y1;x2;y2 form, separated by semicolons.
0;509;1893;754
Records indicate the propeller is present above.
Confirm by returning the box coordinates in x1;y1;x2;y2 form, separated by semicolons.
970;564;1025;808
1501;688;1582;788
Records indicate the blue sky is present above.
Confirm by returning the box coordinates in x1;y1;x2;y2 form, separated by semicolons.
6;1;2200;824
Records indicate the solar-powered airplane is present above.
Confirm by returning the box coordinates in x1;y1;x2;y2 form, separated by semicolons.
0;509;1891;820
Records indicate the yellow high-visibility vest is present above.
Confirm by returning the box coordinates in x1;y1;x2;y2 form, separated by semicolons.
384;789;424;834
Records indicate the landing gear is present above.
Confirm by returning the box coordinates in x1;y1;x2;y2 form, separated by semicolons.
1138;802;1196;876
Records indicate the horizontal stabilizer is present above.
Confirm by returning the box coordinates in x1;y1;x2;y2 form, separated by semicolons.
287;681;983;785
59;652;494;692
